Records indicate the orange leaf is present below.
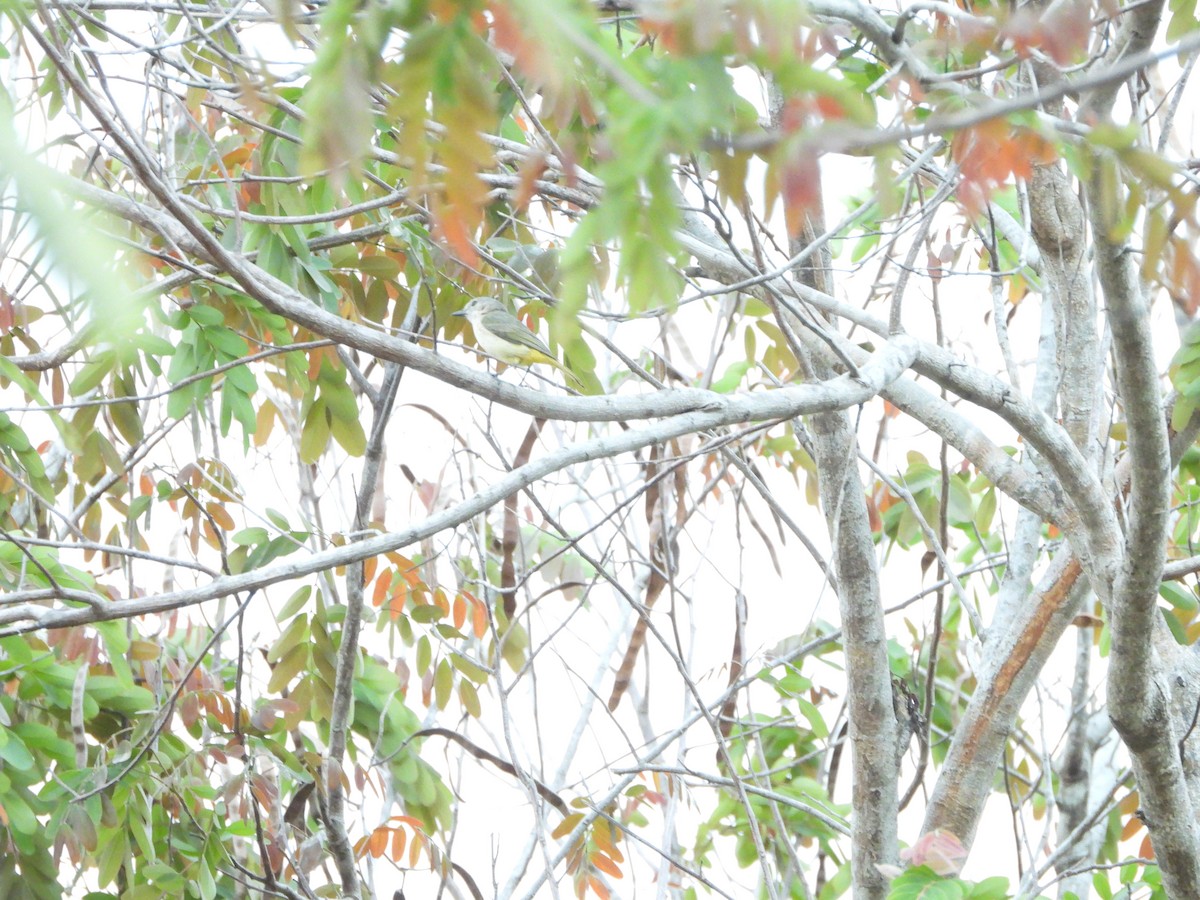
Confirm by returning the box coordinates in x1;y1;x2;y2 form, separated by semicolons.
434;588;450;616
513;152;550;212
372;571;391;607
432;201;480;267
221;144;256;169
1120;814;1144;841
471;595;487;638
490;3;558;96
389;814;426;829
249;773;277;808
590;852;623;879
1139;832;1155;860
866;493;882;533
592;819;622;862
396;555;423;587
369;826;389;859
206;502;235;531
813;95;845;120
388;587;407;621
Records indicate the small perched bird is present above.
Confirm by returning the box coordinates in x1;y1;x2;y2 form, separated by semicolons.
454;297;579;385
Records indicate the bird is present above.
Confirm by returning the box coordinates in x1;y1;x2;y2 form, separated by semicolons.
453;297;580;386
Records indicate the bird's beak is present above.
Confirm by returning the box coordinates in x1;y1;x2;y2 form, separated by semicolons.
452;308;468;317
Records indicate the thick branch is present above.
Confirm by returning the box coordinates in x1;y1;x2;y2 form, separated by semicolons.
1029;162;1097;456
921;551;1088;847
811;409;897;898
0;337;916;633
1087;142;1200;890
918;399;1200;859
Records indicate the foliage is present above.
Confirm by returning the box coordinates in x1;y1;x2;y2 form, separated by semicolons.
1;0;1200;898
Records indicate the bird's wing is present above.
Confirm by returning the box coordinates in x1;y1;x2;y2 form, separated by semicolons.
481;309;555;357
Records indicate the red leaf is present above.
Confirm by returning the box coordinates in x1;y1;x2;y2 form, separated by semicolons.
0;288;13;332
489;2;556;88
900;828;967;876
1002;1;1090;64
781;152;821;238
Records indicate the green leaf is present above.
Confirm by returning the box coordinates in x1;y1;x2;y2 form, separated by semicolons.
232;527;269;546
449;652;489;685
69;353;115;397
1159;581;1198;613
1168;0;1199;42
0;730;34;770
185;305;225;327
710;360;753;393
299;398;330;464
141;861;186;891
0;95;132;341
886;867;968;900
85;676;156;716
1162;606;1189;644
269;614;310;664
15;722;74;764
277;586;312;620
1172;396;1198;433
852;231;881;262
975;487;996;534
434;658;453;710
964;876;1011;899
0;788;37;835
795;697;829;739
459;680;481;717
411;605;445;623
196;857;217;900
96;827;128;888
417;636;431;676
128;785;155;861
329;409;367;457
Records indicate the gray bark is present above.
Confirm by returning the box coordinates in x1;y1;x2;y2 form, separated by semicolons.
811;408;898;899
